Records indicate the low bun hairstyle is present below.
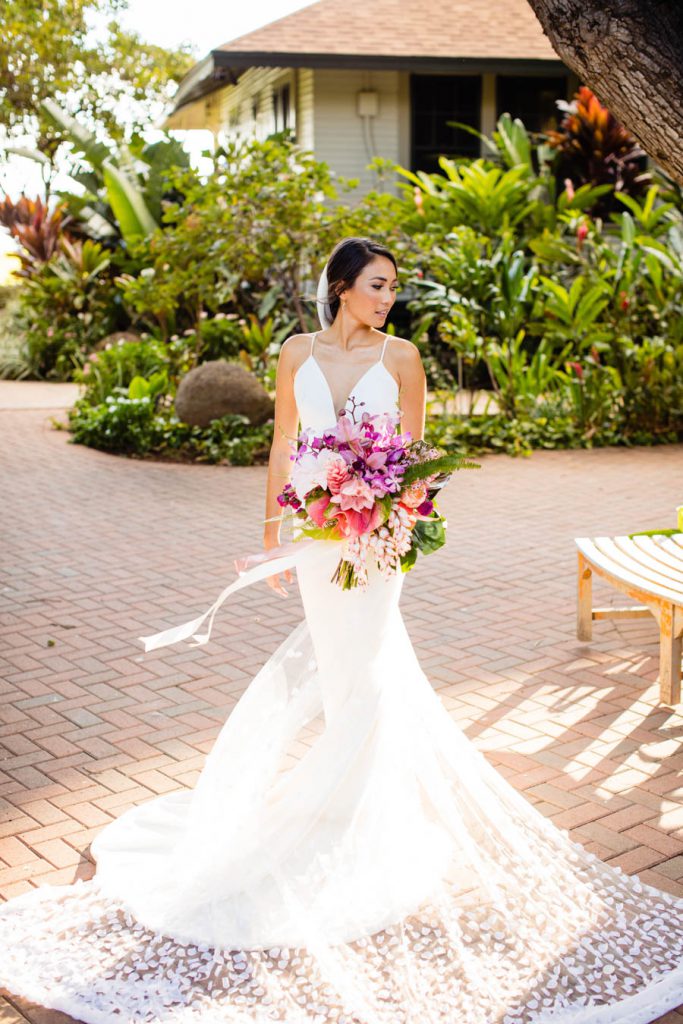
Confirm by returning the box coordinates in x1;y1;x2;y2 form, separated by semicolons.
320;237;397;325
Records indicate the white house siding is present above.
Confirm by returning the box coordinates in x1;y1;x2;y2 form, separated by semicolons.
214;66;404;199
296;68;315;152
309;68;496;196
215;66;307;144
311;69;404;199
200;65;582;193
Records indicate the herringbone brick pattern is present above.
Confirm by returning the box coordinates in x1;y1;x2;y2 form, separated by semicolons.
1;407;683;1022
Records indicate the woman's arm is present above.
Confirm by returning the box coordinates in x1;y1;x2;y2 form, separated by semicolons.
394;339;427;442
263;336;302;596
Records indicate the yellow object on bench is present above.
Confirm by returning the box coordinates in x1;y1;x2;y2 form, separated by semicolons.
574;532;683;705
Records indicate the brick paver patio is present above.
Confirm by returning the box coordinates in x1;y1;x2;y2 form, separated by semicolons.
1;402;683;1022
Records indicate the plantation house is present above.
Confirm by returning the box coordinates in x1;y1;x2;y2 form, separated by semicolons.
162;0;581;196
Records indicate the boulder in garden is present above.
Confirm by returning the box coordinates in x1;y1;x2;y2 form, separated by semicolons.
175;360;274;428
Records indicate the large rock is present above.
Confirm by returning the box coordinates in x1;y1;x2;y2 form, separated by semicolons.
175;360;274;428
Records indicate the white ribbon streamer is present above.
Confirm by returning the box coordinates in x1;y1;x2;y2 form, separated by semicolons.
138;537;343;653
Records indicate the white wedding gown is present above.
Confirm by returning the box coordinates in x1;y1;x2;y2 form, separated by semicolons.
2;331;683;1023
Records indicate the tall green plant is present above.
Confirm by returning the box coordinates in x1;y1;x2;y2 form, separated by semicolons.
13;237;118;378
37;98;187;244
397;158;537;236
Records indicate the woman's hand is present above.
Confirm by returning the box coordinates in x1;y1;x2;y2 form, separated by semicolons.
264;531;293;598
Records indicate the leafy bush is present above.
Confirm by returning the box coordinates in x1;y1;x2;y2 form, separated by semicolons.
68;394;164;454
115;133;360;345
74;336;169;406
0;195;71;273
67;368;273;464
156;415;273;465
11;237;122;379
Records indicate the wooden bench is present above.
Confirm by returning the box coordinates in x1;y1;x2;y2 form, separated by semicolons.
575;533;683;705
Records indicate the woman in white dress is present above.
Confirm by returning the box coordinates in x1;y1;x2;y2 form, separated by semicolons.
1;235;683;1024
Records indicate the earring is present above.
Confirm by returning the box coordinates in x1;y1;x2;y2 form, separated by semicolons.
342;300;347;309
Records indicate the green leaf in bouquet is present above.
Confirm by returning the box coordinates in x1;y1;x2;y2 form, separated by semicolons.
400;546;419;572
412;516;447;554
297;524;342;541
377;493;394;523
401;453;480;489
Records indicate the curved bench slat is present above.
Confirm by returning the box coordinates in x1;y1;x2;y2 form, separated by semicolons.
575;533;682;705
632;534;683;573
617;536;683;587
594;536;683;598
575;536;683;605
657;535;683;567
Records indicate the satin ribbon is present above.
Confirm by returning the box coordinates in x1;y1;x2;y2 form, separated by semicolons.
138;537;344;653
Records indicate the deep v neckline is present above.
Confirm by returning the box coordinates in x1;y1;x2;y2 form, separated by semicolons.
307;332;391;418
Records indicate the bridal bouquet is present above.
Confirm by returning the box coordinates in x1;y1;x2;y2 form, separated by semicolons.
276;403;478;589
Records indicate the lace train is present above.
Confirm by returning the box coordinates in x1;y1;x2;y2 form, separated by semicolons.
1;541;682;1023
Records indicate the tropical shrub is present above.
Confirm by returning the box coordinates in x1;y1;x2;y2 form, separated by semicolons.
114;133;363;343
544;86;652;217
13;237;122;378
68;394;166;455
0;195;73;273
74;336;169;406
67;394;272;464
38;97;190;247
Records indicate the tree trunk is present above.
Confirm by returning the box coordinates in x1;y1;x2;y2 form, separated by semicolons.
525;0;683;184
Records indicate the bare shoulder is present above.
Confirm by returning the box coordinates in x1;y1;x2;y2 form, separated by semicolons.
278;333;314;375
385;334;425;376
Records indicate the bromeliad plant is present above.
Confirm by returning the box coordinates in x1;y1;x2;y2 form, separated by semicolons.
276;400;479;589
545;86;652;218
0;195;72;274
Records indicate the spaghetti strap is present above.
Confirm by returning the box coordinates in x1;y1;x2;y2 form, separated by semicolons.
379;334;389;363
310;332;317;355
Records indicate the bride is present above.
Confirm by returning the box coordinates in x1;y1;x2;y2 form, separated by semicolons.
1;235;683;1023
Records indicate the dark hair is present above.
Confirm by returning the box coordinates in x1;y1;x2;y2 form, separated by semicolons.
321;237;397;324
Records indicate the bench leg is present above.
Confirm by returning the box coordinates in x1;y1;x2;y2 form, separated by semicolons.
577;553;593;642
659;603;682;705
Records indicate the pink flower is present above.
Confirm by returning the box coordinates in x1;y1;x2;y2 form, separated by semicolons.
307;493;332;526
334;415;367;446
331;477;375;513
326;458;351;494
335;503;383;538
365;450;388;470
400;482;427;508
